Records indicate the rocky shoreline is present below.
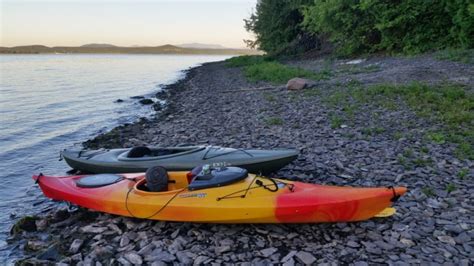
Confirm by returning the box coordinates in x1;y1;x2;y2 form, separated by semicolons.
10;56;474;265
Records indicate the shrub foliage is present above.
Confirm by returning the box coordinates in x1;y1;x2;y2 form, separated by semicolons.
246;0;474;56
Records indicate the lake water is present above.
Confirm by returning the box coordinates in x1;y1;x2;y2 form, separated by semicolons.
0;54;233;261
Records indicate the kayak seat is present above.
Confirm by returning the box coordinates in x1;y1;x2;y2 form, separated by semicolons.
128;146;152;158
145;166;169;192
188;166;248;191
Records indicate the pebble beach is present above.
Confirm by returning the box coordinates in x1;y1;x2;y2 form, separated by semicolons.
10;55;474;265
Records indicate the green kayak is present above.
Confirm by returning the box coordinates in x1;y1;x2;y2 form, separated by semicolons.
61;146;298;174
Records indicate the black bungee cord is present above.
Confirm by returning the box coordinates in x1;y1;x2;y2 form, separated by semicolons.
124;178;187;219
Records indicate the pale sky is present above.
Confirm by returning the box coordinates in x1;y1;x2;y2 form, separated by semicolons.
0;0;257;48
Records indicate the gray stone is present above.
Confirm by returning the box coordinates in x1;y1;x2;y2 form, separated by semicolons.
176;251;193;264
124;252;143;265
120;235;130;247
26;240;46;251
171;228;180;239
117;257;132;266
215;245;231;254
80;225;107;234
437;235;456;245
145;250;176;262
151;262;167;266
260;247;277;257
295;251;316;265
137;243;154;255
193;255;209;265
69;239;84;254
71;253;82;261
347;240;360;248
400;238;415;247
281;251;297;263
282;258;295;266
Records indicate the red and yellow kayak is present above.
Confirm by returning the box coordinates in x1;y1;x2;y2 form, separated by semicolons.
33;171;406;223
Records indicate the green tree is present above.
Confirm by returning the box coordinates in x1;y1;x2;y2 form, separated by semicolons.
244;0;316;55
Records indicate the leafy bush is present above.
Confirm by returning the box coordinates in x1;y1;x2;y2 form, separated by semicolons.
303;0;473;55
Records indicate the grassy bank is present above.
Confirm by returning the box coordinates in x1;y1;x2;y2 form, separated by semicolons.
226;55;331;84
303;82;474;160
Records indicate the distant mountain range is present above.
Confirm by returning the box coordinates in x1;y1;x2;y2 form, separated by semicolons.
80;43;118;48
0;44;261;55
177;43;229;49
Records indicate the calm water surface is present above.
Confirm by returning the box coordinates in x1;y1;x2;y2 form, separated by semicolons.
0;54;232;261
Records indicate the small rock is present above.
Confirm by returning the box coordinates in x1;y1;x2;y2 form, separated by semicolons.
295;251;316;265
145;250;176;262
170;228;180;239
71;253;82;261
176;251;192;264
26;240;46;251
215;245;231;254
137;243;154;255
347;240;360;248
193;255;209;265
125;252;143;265
115;99;124;103
153;102;163;111
260;247;277;257
80;225;107;234
437;235;456;245
400;238;415;247
286;78;311;91
282;258;295;266
118;257;132;266
69;239;84;253
130;96;145;99
156;90;167;99
120;235;130;247
37;243;60;261
11;216;37;234
35;219;48;231
139;98;154;105
281;251;297;263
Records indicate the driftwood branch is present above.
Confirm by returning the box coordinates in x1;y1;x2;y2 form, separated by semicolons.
219;86;285;93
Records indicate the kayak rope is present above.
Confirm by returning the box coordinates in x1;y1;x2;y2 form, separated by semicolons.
216;175;294;201
202;146;254;160
388;186;401;202
124;178;187;219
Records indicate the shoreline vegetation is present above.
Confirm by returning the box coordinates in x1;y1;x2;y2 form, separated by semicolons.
0;44;261;55
10;51;473;265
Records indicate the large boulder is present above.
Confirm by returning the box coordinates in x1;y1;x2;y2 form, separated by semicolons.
286;78;311;90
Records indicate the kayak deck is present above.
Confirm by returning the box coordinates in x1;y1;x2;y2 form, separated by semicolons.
61;146;298;174
34;172;406;223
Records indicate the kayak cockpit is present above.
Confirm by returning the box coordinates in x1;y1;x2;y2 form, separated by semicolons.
134;165;250;193
118;146;205;161
135;171;190;193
